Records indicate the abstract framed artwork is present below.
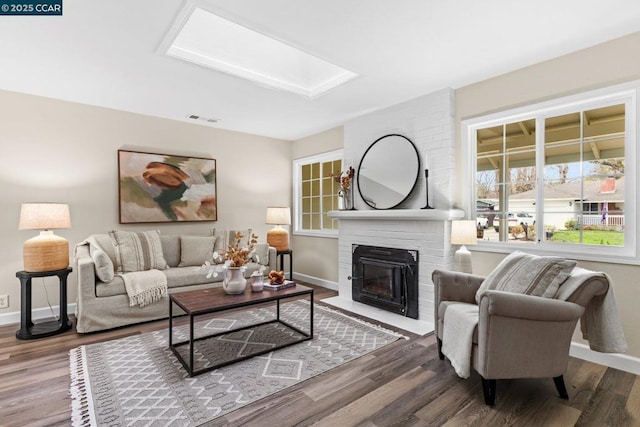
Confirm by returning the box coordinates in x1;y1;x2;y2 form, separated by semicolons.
118;150;217;223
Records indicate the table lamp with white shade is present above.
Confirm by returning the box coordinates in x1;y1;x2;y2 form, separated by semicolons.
265;207;291;251
451;219;477;273
19;203;72;272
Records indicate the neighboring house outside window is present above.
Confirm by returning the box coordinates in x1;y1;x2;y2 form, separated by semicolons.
463;82;637;262
293;149;342;237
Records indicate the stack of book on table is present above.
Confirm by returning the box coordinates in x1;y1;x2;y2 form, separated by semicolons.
263;280;296;290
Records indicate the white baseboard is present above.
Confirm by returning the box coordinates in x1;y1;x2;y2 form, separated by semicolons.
292;272;339;291
0;303;76;327
570;342;640;375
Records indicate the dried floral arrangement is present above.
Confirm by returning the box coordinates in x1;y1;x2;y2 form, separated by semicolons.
218;231;258;267
331;166;355;190
204;231;262;279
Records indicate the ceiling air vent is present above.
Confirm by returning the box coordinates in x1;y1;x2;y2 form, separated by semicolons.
186;114;219;124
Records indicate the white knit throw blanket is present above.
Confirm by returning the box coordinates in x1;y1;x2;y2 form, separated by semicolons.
441;303;478;379
557;268;627;353
118;269;167;307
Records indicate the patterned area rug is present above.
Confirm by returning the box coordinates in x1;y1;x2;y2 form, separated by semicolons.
69;300;405;426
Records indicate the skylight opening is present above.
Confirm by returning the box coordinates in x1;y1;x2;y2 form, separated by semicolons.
164;5;358;98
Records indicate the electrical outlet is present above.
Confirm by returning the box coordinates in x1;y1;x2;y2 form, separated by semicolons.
0;294;8;309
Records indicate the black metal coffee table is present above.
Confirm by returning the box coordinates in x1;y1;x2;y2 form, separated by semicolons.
169;284;314;377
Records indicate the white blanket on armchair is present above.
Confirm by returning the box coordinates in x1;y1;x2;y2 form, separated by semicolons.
441;302;479;379
557;268;627;353
118;269;167;307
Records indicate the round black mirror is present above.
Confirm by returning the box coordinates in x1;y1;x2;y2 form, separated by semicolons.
357;134;420;209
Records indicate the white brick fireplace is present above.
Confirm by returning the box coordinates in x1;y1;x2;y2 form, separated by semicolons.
325;210;463;334
323;89;463;335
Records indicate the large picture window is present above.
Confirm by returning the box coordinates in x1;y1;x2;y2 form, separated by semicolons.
464;83;636;261
293;150;342;236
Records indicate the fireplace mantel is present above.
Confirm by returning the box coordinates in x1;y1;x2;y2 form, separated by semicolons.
328;208;464;221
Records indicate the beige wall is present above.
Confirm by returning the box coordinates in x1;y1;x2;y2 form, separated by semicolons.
291;126;344;284
0;90;291;316
456;31;640;357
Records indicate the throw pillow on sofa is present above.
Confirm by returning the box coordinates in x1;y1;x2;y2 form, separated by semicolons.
179;235;216;267
475;251;576;303
160;235;181;268
90;247;115;282
108;229;168;273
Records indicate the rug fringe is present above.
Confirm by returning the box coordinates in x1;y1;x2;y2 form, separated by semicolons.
69;346;95;427
308;300;410;340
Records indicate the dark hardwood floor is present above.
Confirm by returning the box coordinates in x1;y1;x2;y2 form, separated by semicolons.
1;284;639;426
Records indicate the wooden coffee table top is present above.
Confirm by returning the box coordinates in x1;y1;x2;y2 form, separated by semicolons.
170;284;313;315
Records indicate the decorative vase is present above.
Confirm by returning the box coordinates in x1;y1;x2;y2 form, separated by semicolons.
339;187;354;210
250;273;264;292
223;267;247;295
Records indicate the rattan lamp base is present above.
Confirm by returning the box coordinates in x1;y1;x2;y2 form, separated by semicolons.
23;231;70;272
267;226;289;251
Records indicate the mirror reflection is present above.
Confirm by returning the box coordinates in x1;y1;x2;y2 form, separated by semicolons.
357;134;420;209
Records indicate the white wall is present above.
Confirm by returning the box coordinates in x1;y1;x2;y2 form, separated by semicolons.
344;88;457;210
456;31;640;357
0;89;291;317
334;89;457;324
291;89;459;299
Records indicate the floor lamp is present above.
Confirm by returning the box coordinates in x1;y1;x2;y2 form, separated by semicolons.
451;220;477;274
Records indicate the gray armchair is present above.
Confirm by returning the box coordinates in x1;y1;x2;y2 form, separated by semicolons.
432;268;609;406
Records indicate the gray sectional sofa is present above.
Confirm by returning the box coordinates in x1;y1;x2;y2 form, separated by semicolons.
74;230;276;333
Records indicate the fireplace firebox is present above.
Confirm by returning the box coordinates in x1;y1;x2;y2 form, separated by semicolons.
351;244;418;319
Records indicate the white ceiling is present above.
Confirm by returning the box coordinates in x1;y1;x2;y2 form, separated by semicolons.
2;0;640;141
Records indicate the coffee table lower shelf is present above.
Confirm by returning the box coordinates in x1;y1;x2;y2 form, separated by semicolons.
169;285;314;377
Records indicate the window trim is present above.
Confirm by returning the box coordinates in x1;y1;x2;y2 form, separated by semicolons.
292;149;342;238
462;81;638;264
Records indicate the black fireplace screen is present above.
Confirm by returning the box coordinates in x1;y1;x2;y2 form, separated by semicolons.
362;260;400;299
351;245;418;319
